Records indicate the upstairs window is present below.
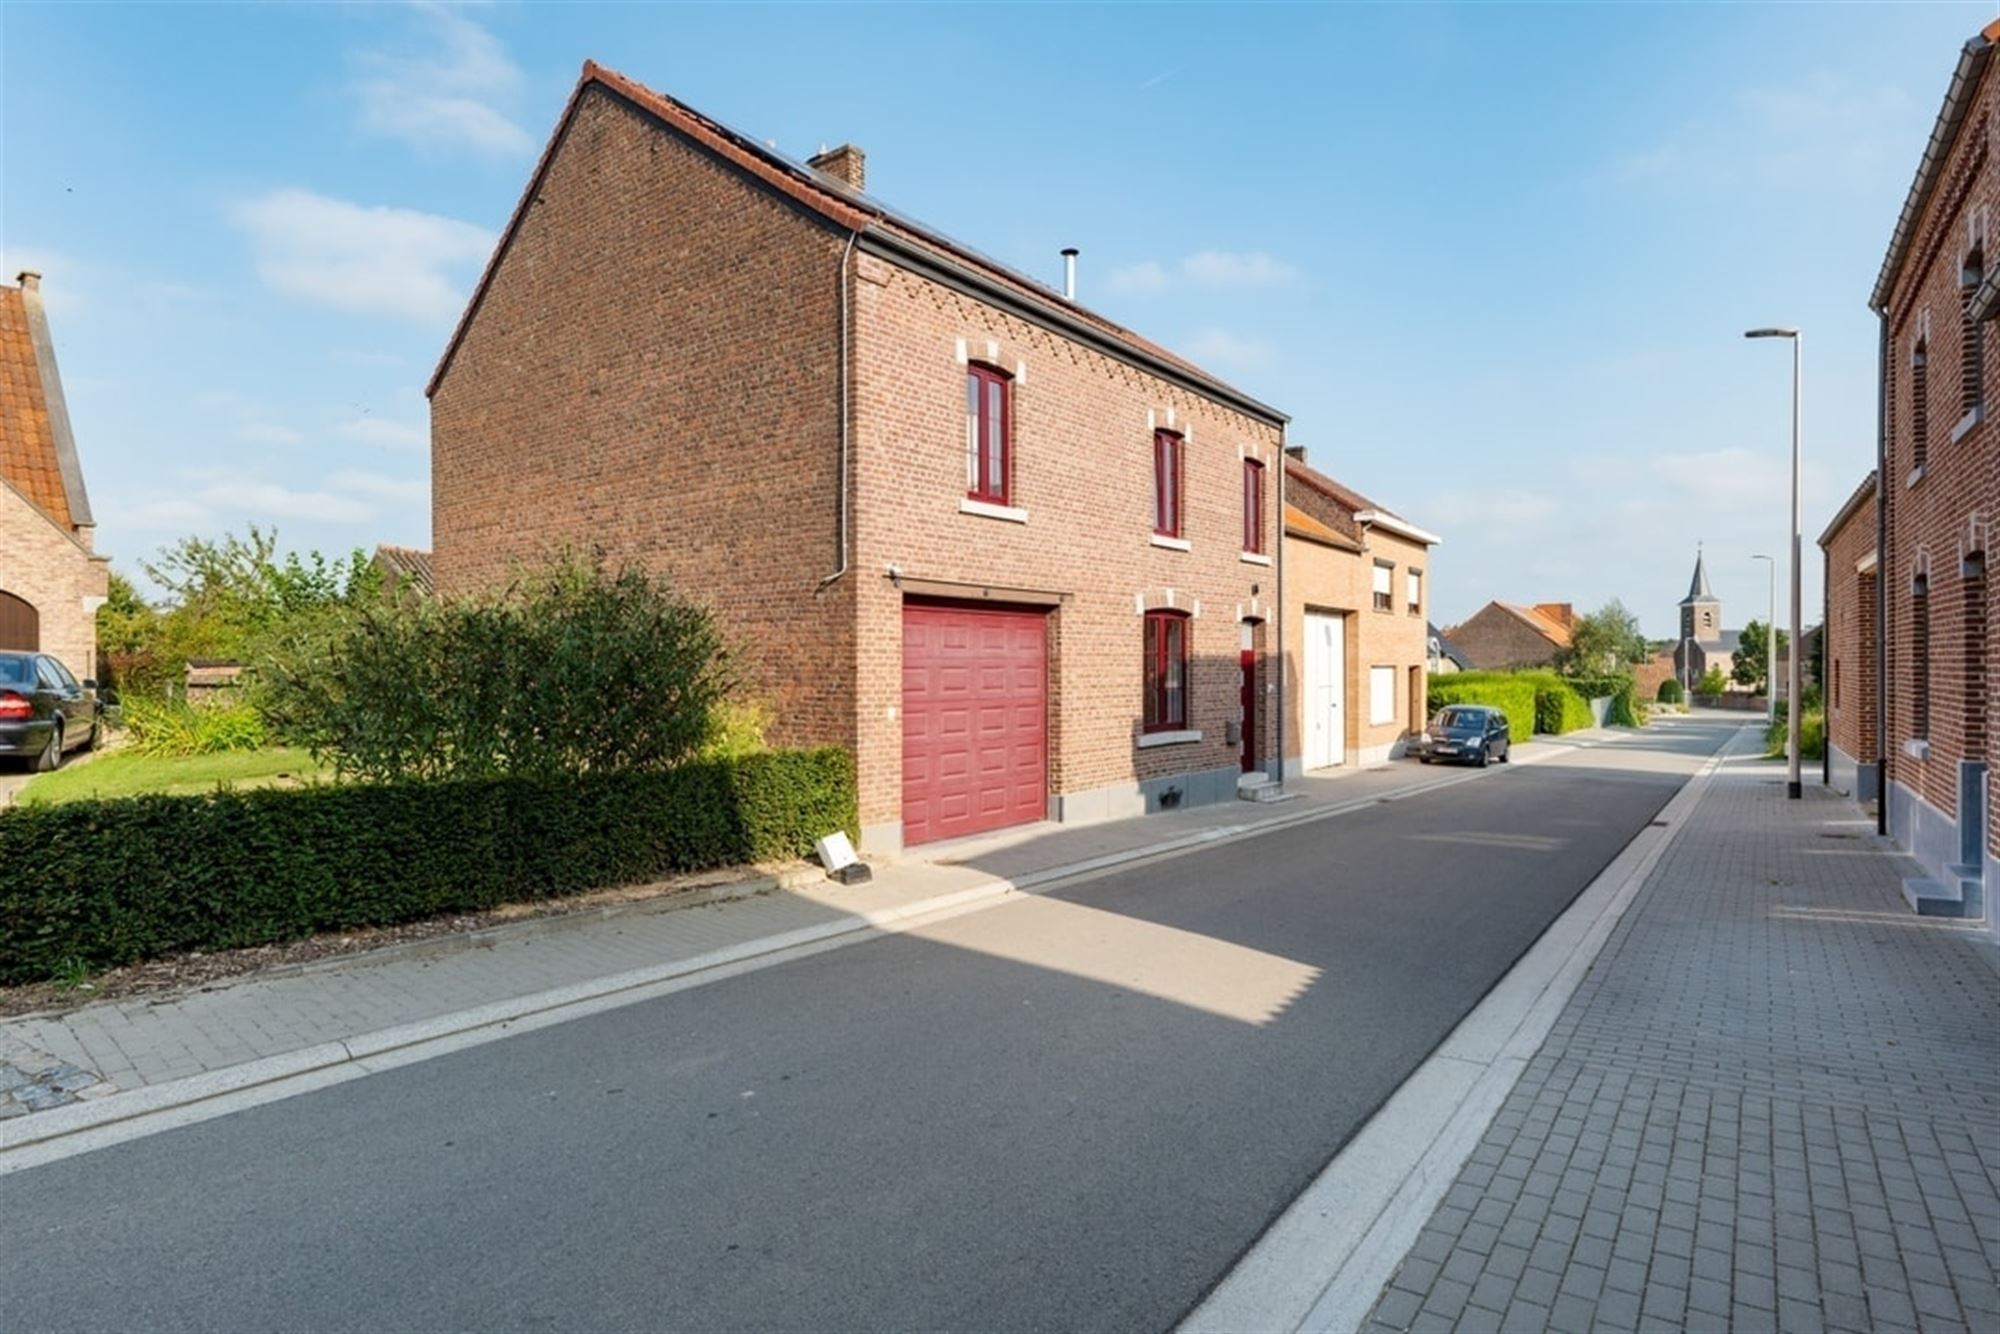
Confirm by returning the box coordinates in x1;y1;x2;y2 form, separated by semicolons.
1913;339;1929;472
966;364;1012;505
1964;251;1986;422
1143;609;1190;732
1153;430;1184;537
1373;561;1394;612
1242;458;1265;553
1407;569;1423;614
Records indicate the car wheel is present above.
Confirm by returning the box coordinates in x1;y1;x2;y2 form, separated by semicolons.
1419;755;1432;765
1499;742;1510;763
36;723;62;772
1475;744;1489;768
81;721;98;753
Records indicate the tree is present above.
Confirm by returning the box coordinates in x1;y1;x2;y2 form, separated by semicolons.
1563;599;1649;675
94;571;158;692
1697;666;1730;696
1731;618;1788;695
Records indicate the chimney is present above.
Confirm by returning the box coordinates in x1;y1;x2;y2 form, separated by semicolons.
1534;602;1576;628
807;144;866;193
1061;247;1079;300
17;271;40;291
1285;444;1308;462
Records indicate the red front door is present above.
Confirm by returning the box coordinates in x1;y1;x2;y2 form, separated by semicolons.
902;602;1048;846
1240;647;1258;773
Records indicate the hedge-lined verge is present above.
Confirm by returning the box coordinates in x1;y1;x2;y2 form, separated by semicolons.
0;747;855;985
1428;673;1538;741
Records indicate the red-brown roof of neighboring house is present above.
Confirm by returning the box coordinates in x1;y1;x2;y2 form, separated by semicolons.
0;283;72;530
430;61;1284;426
1283;502;1362;551
1285;457;1383;516
1503;601;1575;648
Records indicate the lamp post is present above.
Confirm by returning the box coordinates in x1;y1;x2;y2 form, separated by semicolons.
1745;326;1803;799
1750;554;1776;723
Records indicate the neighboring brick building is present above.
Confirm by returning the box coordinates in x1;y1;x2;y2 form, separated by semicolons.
0;272;108;679
431;62;1292;852
1443;600;1573;670
1281;452;1439;769
1863;19;2000;926
1819;471;1880;803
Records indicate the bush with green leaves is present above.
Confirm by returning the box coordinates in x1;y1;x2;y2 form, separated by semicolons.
1656;678;1685;704
118;696;268;757
1696;667;1730;696
1765;707;1826;762
1428;672;1537;741
264;558;734;782
0;747;855;984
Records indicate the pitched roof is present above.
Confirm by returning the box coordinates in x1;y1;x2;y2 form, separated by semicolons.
1817;470;1880;548
1873;21;2000;312
1499;601;1575;649
1428;622;1470;669
372;544;435;597
429;61;1285;427
1282;456;1440;545
1682;549;1716;603
1283;502;1362;551
0;277;91;532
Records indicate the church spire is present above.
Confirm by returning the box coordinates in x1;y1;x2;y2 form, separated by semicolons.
1684;544;1715;602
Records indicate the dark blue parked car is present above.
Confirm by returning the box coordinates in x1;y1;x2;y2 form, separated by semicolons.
0;651;100;771
1415;704;1511;767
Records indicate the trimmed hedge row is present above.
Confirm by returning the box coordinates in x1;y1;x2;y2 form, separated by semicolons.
1428;673;1538;742
0;747;856;985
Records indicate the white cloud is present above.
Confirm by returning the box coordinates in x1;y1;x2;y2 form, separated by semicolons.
232;188;493;323
1426;488;1560;529
105;497;214;531
1108;250;1298;297
240;422;305;446
1645;448;1835;511
350;3;532;156
335;417;428;450
1182;328;1274;369
1612;71;1910;194
328;468;428;505
194;479;375;524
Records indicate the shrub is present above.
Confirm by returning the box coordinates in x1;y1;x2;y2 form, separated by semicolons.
700;699;772;762
0;747;855;984
1428;672;1537;742
1656;678;1685;704
119;696;267;757
263;558;733;782
1515;670;1593;735
1765;707;1826;761
1696;667;1729;696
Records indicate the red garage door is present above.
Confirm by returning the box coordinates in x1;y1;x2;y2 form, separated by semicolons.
902;602;1047;846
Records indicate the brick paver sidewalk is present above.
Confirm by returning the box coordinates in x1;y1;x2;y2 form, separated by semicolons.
1360;739;2000;1333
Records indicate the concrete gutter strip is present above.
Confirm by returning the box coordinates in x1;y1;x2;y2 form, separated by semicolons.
1181;726;1747;1334
0;728;1632;1170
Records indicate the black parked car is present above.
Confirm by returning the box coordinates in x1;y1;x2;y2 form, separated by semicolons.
0;651;101;771
1416;704;1511;767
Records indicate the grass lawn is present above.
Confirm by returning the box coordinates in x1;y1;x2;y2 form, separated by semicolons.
16;747;333;805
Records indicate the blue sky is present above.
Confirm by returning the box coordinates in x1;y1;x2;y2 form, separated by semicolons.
4;1;1989;637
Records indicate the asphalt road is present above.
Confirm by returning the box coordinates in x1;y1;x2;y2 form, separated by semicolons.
1;720;1731;1333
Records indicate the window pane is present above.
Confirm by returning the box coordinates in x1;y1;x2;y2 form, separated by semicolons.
966;373;980;490
985;379;1005;497
1143;616;1161;727
1373;564;1393;594
1165;619;1184;726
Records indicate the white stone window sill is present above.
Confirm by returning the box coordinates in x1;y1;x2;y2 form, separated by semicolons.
1953;406;1983;443
1137;729;1203;748
1907;465;1925;489
960;497;1028;524
1150;534;1191;552
1904;738;1931;760
1240;551;1273;566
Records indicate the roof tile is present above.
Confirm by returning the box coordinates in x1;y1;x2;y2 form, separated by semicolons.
0;286;71;530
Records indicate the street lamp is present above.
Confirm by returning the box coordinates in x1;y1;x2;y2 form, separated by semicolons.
1745;326;1802;799
1750;554;1776;723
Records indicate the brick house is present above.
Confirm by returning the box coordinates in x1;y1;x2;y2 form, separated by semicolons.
0;272;108;678
1857;18;2000;925
1282;452;1440;769
1819;471;1879;805
1443;600;1574;670
431;62;1298;853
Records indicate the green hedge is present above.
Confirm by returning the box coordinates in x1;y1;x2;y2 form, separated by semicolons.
1428;673;1537;741
0;747;855;984
1656;678;1685;704
1519;671;1594;735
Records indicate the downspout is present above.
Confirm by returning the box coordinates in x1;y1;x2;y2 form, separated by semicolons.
1273;430;1287;786
1875;309;1890;837
819;228;862;590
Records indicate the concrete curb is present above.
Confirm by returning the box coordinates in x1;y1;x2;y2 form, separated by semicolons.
0;723;1649;1171
1180;722;1751;1334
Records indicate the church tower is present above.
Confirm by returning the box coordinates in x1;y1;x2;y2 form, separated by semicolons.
1679;546;1722;643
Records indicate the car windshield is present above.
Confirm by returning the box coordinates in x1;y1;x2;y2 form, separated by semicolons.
1433;707;1488;731
0;657;33;687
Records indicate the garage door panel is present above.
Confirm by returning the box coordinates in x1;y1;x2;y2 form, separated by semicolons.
902;603;1047;846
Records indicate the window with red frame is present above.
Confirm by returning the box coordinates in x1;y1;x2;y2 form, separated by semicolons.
1143;609;1189;731
1242;458;1265;553
965;364;1012;504
1153;430;1184;537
